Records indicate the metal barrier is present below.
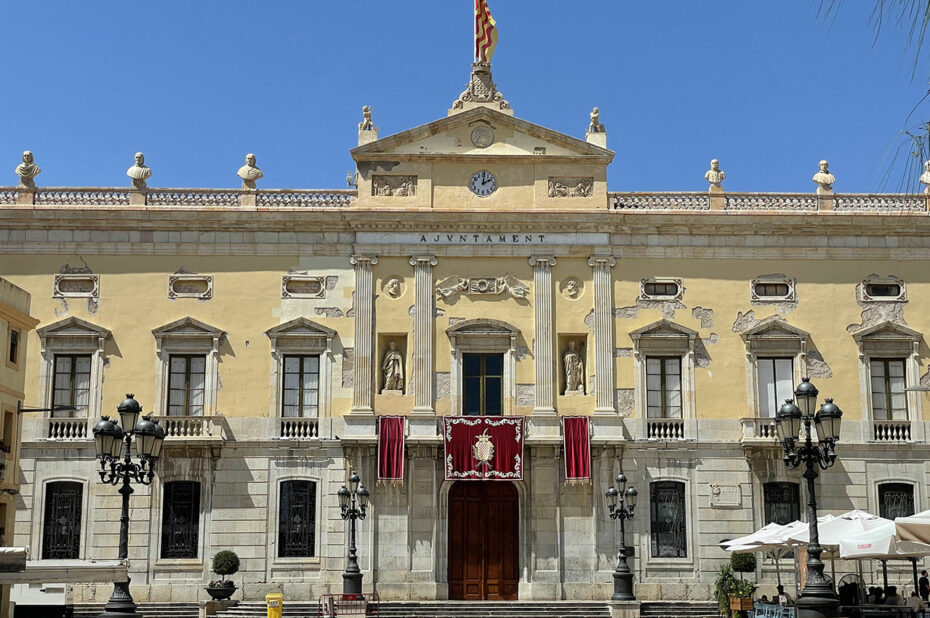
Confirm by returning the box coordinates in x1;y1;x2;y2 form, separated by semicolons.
317;593;380;617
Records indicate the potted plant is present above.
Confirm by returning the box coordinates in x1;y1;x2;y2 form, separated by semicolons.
205;550;240;601
714;562;757;617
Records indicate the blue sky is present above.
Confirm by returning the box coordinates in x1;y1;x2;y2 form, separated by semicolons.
1;1;928;193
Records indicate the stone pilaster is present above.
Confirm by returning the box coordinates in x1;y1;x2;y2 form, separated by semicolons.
410;256;438;414
350;254;378;414
530;256;557;414
589;256;617;414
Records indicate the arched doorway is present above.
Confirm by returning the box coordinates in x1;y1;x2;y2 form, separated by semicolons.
447;481;518;600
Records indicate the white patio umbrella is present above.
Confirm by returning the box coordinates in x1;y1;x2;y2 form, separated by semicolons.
839;521;930;594
788;510;890;588
896;509;930;544
720;522;794;587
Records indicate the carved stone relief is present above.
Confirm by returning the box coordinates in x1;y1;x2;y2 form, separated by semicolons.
282;276;326;299
436;275;528;302
560;277;583;300
372;175;417;197
548;177;593;198
383;277;404;299
168;275;213;300
53;274;99;299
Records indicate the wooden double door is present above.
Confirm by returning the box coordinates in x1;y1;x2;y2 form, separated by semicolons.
447;481;519;600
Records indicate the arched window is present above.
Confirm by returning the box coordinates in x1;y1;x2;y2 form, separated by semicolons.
279;480;317;558
161;481;201;559
878;483;915;520
42;481;83;559
650;481;687;558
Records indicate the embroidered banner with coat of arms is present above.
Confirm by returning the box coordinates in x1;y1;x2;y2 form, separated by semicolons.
442;416;524;481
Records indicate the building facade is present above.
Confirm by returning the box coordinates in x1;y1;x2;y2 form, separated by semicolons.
3;65;930;606
0;278;38;616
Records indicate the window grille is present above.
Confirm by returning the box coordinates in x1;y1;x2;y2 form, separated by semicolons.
161;481;201;559
879;483;914;520
42;482;82;559
763;482;800;525
650;481;687;558
279;480;317;558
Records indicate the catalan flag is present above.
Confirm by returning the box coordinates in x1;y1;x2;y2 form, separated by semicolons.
475;0;499;64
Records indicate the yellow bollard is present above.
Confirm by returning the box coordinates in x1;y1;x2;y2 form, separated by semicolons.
265;592;283;618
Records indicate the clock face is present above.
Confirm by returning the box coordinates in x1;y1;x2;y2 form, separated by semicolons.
470;170;497;197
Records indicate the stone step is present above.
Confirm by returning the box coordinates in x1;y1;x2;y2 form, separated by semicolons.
639;601;719;618
73;603;200;618
216;600;611;618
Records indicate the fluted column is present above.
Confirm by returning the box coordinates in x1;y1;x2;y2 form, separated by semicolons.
530;256;557;414
350;255;378;413
589;256;617;414
410;256;438;414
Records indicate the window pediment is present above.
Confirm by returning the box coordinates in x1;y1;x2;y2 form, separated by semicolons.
152;317;225;354
740;316;809;355
631;320;696;355
38;317;110;352
447;319;519;353
852;321;922;356
265;317;336;354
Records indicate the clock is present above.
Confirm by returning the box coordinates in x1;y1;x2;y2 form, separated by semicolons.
471;126;495;148
469;170;497;197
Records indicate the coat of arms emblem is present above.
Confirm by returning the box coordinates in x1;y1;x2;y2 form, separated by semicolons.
473;429;495;469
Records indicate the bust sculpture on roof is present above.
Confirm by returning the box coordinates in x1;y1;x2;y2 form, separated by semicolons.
704;159;726;188
359;106;374;131
237;153;264;189
587;107;605;133
920;161;930;195
126;152;152;190
15;151;40;188
812;160;835;193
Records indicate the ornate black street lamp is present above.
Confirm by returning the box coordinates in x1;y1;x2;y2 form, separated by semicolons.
775;378;843;618
92;395;165;618
605;473;638;601
338;471;370;595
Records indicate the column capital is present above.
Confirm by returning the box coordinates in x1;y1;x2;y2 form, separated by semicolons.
588;256;617;268
350;255;379;266
529;256;557;267
410;255;438;267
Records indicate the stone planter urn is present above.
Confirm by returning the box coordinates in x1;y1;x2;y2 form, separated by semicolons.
205;583;237;601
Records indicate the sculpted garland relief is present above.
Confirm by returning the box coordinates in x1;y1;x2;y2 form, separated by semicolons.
548;177;593;198
372;175;417;197
436;275;528;302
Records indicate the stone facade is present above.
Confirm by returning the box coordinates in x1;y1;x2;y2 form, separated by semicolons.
4;69;930;607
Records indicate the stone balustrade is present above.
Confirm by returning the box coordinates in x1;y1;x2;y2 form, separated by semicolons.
739;417;778;443
872;419;912;442
47;417;89;440
280;418;320;439
611;192;930;213
646;418;686;441
0;186;357;208
153;415;225;442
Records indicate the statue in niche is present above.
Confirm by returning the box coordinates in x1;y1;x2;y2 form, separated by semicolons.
812;160;835;192
15;151;40;187
237;153;264;189
126;152;152;190
359;105;374;131
588;107;605;133
385;277;402;298
381;341;404;392
704;159;725;188
563;341;585;393
920;160;930;195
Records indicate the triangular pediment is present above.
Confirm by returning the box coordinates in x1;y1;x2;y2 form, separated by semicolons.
630;319;698;340
37;316;110;340
351;107;614;161
265;317;336;340
152;317;225;339
741;316;810;341
446;318;520;338
852;320;922;343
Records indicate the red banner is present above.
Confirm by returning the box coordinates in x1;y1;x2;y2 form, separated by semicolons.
443;416;524;481
377;416;406;483
562;416;591;483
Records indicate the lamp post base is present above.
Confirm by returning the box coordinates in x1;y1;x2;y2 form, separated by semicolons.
98;580;141;618
611;570;635;601
795;587;840;618
343;572;363;595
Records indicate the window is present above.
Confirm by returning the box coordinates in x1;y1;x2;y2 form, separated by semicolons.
278;480;316;558
161;481;200;559
754;283;790;298
763;482;800;525
650;481;687;558
870;359;907;420
42;482;82;559
879;483;915;520
52;355;91;418
757;358;794;418
7;328;18;365
282;356;320;417
463;354;503;416
750;276;797;302
641;278;683;301
860;277;907;303
866;283;901;298
646;357;682;419
167;355;206;416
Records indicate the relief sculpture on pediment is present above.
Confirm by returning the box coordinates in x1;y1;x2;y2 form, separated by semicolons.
372;175;417;197
436;275;528;302
548;177;593;198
